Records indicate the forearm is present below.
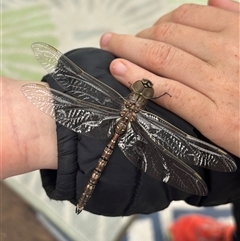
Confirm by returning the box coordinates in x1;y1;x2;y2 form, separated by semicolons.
1;77;57;180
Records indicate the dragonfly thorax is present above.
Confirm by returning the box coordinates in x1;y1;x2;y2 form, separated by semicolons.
126;91;148;111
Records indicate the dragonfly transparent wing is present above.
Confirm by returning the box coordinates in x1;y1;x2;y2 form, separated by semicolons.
137;110;236;172
22;83;119;139
31;42;125;109
118;122;208;196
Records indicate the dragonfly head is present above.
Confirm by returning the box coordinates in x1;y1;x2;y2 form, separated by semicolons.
132;79;154;99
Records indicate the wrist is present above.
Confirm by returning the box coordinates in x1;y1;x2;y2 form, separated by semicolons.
1;77;57;180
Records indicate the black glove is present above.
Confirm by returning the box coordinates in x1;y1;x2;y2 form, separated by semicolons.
41;47;240;216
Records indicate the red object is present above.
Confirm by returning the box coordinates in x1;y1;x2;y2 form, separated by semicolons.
169;215;235;241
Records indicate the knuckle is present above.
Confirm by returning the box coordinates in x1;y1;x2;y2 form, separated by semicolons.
157;81;184;110
145;42;178;71
172;3;197;23
152;23;177;41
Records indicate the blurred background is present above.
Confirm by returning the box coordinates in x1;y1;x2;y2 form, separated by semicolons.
1;0;234;240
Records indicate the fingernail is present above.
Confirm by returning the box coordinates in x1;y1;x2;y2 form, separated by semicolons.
112;61;127;76
100;33;112;47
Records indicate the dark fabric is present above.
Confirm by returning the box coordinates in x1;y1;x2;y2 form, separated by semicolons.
40;47;240;217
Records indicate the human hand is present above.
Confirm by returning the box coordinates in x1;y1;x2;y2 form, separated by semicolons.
208;0;240;12
100;3;240;157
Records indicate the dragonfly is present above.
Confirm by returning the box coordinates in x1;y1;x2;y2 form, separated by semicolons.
22;42;236;214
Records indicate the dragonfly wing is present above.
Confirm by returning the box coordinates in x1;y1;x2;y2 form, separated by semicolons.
31;42;125;109
118;123;208;196
22;83;118;139
137;111;236;172
185;135;237;172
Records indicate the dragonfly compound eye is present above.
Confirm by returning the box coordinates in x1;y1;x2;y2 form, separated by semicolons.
141;79;154;99
141;79;153;88
132;80;145;93
142;87;154;99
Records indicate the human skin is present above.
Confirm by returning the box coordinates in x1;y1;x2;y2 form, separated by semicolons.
100;1;240;157
208;0;240;12
1;0;239;180
1;78;58;180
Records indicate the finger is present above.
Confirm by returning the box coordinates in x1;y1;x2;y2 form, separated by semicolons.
100;33;214;95
154;3;237;31
208;0;240;13
109;58;215;138
137;23;218;63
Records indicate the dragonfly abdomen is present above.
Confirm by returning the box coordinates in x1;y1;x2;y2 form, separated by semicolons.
76;134;119;214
